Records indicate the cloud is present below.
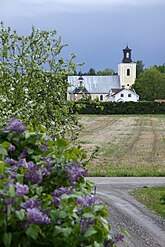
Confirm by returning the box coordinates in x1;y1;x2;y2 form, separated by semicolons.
2;0;165;18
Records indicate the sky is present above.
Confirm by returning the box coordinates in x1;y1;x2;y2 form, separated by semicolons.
0;0;165;73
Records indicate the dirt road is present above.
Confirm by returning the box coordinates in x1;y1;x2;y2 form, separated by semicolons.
87;177;165;247
78;115;165;176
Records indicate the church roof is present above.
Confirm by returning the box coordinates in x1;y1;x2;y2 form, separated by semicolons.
68;76;120;94
111;88;123;95
123;45;131;52
72;86;89;94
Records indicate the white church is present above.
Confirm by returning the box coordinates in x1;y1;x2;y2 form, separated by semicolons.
67;46;139;102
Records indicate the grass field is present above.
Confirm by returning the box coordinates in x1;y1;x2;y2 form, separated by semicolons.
77;115;165;176
132;187;165;218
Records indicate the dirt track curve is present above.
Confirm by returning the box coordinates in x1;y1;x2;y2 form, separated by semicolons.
87;177;165;247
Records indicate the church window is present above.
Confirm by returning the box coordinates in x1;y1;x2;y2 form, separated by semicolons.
127;84;129;87
128;94;131;97
127;68;130;76
121;94;124;97
100;95;103;101
126;52;129;58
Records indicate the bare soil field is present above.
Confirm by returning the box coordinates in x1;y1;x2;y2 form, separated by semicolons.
77;115;165;176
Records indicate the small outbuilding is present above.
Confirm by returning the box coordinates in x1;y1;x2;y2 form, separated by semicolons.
107;88;139;102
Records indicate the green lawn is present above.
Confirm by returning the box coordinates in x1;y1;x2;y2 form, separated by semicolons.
132;187;165;218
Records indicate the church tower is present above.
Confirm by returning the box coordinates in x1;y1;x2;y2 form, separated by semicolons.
118;46;136;88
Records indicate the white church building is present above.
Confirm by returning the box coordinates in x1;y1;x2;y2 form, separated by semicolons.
67;46;139;102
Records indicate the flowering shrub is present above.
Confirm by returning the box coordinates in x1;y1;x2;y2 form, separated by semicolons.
0;119;124;246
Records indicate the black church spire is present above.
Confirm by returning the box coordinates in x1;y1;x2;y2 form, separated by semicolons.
122;45;132;63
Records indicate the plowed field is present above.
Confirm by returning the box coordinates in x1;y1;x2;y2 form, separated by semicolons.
77;115;165;176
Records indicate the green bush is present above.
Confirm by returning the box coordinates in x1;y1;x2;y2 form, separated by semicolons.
0;119;125;247
73;101;165;115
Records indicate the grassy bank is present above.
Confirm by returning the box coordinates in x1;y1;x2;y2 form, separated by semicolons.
132;187;165;218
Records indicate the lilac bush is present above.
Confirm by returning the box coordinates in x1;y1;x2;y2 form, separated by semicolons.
0;119;125;247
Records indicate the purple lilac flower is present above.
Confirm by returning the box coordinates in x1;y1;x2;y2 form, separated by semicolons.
19;147;28;159
5;198;16;205
43;157;52;163
52;187;70;207
76;195;101;211
112;232;125;244
25;162;43;184
16;182;29;196
56;220;61;225
17;159;27;169
42;157;52;174
27;161;35;171
42;167;51;177
50;134;56;139
80;219;95;233
27;208;51;224
5;118;27;134
65;163;88;185
53;187;71;197
53;197;61;207
5;157;18;166
22;198;41;209
41;145;49;152
8;144;16;152
6;168;17;180
30;171;43;184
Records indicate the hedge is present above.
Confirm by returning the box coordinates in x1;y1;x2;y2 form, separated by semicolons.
72;101;165;115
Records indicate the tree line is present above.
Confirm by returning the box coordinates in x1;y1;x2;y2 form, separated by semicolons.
132;63;165;101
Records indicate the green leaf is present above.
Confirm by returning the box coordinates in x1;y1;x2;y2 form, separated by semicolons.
26;225;40;240
16;174;24;183
83;212;95;219
84;227;97;238
93;242;102;247
9;184;15;197
2;141;11;149
15;209;25;220
54;226;72;238
39;125;47;132
36;186;43;195
120;228;128;236
3;232;12;247
0;161;5;174
0;218;5;227
25;132;36;140
0;146;8;156
93;205;105;212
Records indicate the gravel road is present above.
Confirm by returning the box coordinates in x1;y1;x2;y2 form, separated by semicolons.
86;177;165;247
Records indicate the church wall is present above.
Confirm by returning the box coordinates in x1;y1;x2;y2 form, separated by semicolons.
118;63;136;88
90;94;107;101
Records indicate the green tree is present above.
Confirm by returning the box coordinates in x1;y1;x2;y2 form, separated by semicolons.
132;67;165;101
0;22;77;134
84;68;96;75
135;60;145;78
97;68;115;76
153;64;165;74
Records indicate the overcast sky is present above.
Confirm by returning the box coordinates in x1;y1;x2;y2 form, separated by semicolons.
1;0;165;72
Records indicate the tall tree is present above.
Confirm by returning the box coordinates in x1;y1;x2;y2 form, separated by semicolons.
88;68;97;75
135;60;145;78
132;67;165;101
0;22;76;133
